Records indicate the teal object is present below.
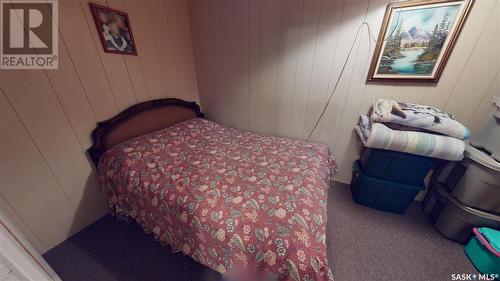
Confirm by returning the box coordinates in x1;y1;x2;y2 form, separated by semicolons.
478;228;500;252
359;148;436;186
464;127;470;140
351;161;424;214
465;227;500;278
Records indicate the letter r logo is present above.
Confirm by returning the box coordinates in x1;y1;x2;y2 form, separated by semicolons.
1;2;53;54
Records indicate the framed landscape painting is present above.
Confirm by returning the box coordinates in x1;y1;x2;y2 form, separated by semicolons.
367;0;474;83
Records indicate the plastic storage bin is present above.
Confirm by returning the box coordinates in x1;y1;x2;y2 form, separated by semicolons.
472;96;500;161
351;161;424;214
442;145;500;214
423;181;500;243
465;227;500;277
359;148;436;186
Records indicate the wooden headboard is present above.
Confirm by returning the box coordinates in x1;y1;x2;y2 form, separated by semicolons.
87;98;204;168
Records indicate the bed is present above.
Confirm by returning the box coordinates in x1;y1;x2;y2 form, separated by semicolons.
88;98;337;281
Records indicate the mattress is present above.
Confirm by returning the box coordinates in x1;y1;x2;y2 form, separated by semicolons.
98;118;337;281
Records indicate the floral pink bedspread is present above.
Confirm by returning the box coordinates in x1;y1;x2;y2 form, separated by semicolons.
99;118;336;281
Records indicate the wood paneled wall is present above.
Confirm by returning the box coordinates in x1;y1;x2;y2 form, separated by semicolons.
188;0;500;183
1;0;498;254
0;0;198;253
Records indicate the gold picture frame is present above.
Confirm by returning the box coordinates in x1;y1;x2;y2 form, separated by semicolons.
367;0;474;83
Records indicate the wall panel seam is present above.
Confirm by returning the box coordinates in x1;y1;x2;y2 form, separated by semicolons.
57;30;99;121
443;1;497;111
122;56;139;103
44;0;100;123
0;194;47;252
145;0;169;96
353;0;391;119
78;0;120;113
467;69;500;125
271;0;285;133
330;0;371;148
246;0;251;129
0;89;85;228
301;0;325;138
123;0;152;100
287;0;306;136
317;0;346;139
42;69;90;151
105;0;138;104
162;0;182;97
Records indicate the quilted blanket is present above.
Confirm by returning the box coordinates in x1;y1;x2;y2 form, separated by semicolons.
355;118;465;161
98;118;336;281
371;98;470;140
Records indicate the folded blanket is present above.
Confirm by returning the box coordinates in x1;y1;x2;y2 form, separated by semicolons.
371;99;470;140
382;122;439;135
358;115;371;140
355;119;465;161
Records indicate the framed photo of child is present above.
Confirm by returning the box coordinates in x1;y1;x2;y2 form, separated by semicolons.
89;3;137;55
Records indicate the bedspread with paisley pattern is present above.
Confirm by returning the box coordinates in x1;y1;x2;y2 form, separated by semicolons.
98;118;336;281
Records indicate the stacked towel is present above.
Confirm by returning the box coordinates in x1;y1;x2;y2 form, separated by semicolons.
355;99;467;161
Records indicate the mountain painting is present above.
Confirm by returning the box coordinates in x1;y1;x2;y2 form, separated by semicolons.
368;0;473;82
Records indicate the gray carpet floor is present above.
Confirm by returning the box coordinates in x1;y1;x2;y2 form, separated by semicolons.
43;182;475;281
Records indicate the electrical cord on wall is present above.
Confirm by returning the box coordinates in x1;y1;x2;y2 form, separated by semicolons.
305;7;402;142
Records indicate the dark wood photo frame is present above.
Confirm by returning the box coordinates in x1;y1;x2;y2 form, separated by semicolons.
89;3;138;55
367;0;474;83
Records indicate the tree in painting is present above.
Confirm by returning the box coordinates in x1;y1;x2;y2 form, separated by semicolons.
382;20;404;59
417;12;450;62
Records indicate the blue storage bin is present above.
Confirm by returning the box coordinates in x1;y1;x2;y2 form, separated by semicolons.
360;148;437;186
351;161;425;214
